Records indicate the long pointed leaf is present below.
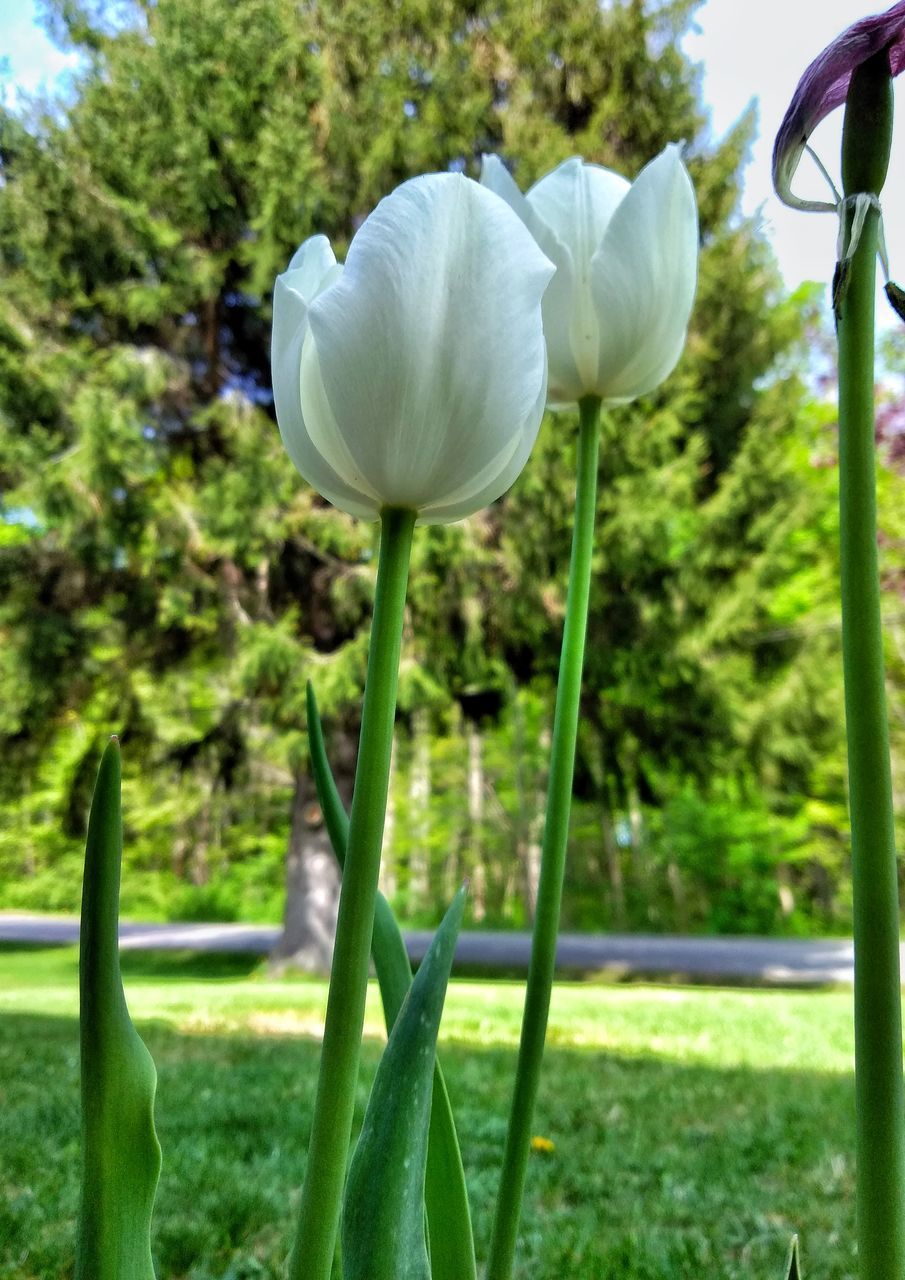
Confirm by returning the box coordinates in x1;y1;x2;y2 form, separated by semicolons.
307;682;412;1012
342;886;466;1280
76;739;162;1280
785;1235;801;1280
306;681;352;858
307;682;476;1279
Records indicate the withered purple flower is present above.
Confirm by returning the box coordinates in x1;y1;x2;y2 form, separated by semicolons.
773;1;905;211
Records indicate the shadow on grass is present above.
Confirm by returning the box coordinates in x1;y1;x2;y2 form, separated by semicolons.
0;1006;856;1280
0;942;266;983
119;950;266;982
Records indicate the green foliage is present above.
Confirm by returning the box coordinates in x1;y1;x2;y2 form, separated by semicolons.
0;0;892;937
646;783;803;935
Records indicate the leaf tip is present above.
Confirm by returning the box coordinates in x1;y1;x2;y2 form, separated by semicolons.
785;1233;801;1280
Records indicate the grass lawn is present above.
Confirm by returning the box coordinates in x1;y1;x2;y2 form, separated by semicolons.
0;945;858;1279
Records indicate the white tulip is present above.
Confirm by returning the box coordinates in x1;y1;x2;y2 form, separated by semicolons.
480;145;698;408
272;173;554;523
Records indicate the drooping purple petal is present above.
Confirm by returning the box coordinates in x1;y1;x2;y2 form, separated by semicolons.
773;1;905;211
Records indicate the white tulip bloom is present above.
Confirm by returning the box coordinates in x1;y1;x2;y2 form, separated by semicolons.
480;145;698;409
272;173;554;523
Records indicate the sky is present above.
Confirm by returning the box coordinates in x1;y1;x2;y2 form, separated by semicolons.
1;0;904;315
685;0;905;316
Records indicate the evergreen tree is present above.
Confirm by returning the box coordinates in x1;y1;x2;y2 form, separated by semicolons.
0;0;868;948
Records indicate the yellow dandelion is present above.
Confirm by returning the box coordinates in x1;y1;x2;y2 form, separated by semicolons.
530;1135;555;1154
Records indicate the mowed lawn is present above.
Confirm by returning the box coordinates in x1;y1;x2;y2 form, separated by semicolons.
0;946;858;1279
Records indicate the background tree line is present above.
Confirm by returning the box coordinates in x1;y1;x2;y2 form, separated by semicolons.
2;0;904;960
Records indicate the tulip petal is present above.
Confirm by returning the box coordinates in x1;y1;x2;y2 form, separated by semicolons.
299;333;385;509
272;241;379;518
590;145;697;403
419;361;548;523
773;1;905;211
272;236;338;377
479;155;535;229
528;159;631;396
480;154;584;406
527;158;629;259
305;173;553;515
285;234;340;298
480;156;582;405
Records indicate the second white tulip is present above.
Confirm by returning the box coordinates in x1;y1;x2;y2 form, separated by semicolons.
481;145;698;408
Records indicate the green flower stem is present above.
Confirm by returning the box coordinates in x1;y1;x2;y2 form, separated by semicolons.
837;51;905;1280
487;395;601;1280
288;505;415;1280
306;680;477;1279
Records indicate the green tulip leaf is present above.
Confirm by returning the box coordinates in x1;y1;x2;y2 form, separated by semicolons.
342;885;466;1280
76;739;162;1280
306;681;352;859
306;682;413;1014
784;1235;801;1280
307;682;476;1279
886;280;905;325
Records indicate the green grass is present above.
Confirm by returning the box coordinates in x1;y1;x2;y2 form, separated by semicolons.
0;946;858;1279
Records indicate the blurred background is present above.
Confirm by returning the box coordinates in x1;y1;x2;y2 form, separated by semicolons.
3;0;905;961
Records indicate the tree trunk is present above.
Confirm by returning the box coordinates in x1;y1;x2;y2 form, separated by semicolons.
776;861;795;920
270;761;342;974
516;705;548;924
667;858;687;932
467;720;486;922
408;708;431;914
442;704;464;906
601;806;627;929
625;765;650;897
379;735;398;903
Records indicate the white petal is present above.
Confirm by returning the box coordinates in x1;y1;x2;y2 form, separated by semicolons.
527;158;630;253
272;244;379;519
479;154;533;224
419;363;549;524
481;155;582;406
590;145;698;403
271;235;340;376
298;332;384;512
307;172;553;516
285;234;339;299
527;159;631;400
480;155;574;283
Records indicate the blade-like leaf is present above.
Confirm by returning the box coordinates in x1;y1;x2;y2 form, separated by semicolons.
886;280;905;324
306;681;351;859
307;682;477;1279
76;739;162;1280
342;887;466;1280
785;1235;801;1280
307;682;413;1019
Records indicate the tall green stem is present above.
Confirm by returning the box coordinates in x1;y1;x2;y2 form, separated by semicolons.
487;395;601;1280
288;505;415;1280
837;50;905;1280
